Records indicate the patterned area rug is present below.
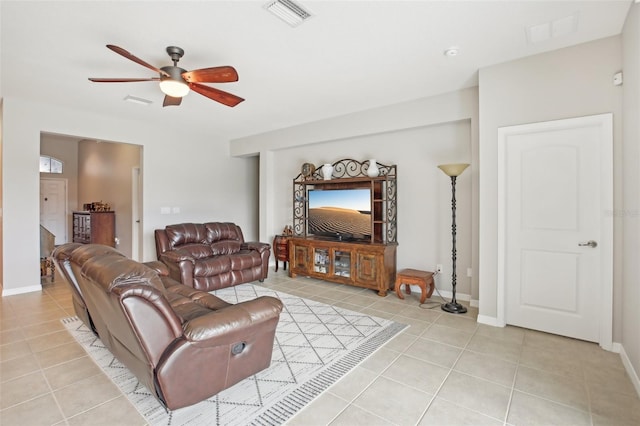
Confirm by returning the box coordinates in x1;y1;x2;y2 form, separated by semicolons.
62;284;407;426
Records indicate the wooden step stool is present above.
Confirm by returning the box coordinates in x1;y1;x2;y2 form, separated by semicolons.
395;268;435;304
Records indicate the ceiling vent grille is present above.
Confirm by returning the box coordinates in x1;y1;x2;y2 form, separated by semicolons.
265;0;312;27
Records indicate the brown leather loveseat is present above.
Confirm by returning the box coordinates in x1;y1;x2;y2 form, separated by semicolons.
52;243;283;410
155;222;270;291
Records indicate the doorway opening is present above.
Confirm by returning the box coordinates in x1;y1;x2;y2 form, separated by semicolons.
39;132;143;265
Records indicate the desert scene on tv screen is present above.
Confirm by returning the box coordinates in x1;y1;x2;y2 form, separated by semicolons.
308;189;371;238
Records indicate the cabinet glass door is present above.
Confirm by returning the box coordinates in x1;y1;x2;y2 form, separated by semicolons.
334;250;351;277
313;248;329;274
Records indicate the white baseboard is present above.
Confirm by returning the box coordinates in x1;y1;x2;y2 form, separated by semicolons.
619;344;640;398
470;299;479;308
476;314;506;327
2;284;42;296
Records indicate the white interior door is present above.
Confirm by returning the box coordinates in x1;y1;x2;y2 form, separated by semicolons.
498;114;612;345
40;178;68;245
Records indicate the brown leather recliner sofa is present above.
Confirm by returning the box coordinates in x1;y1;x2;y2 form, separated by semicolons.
155;222;270;292
52;243;283;410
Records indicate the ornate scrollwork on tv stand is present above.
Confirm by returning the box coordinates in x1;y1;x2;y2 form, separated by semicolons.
292;158;397;244
290;159;397;296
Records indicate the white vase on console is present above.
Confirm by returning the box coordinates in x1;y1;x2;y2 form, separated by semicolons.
322;163;334;180
367;159;379;177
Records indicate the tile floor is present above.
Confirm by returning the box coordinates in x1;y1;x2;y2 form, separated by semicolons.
1;269;639;425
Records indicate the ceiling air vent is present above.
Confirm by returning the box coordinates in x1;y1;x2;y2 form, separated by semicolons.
265;0;312;27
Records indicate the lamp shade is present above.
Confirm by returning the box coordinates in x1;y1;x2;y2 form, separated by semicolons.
438;163;470;177
159;78;190;98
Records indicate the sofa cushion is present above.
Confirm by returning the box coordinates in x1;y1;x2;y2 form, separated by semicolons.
210;240;242;255
205;222;244;244
230;250;263;271
194;256;231;277
176;244;214;260
166;223;208;247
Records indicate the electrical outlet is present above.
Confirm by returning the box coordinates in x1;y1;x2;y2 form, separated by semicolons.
467;267;472;277
436;264;443;273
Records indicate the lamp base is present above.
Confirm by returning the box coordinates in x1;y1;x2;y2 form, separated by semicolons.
441;302;467;314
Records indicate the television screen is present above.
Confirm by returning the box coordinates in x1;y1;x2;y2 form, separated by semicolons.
307;188;371;241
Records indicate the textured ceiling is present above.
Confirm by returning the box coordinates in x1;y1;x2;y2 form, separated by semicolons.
0;1;632;141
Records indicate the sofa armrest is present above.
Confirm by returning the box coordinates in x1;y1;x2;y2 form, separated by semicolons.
242;241;270;254
183;296;283;345
143;260;169;276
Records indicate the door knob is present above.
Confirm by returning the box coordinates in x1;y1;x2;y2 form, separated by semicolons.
578;240;598;248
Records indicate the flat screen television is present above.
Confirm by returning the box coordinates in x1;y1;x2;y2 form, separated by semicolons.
307;188;371;241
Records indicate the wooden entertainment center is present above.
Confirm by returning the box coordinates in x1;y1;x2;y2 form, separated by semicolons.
289;159;397;296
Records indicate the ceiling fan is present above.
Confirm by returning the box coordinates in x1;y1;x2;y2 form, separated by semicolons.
89;45;244;107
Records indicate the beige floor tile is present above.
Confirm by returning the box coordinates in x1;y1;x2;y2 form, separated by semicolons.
589;387;640;424
35;340;87;369
397;305;442;322
359;347;401;374
384;330;418;353
434;313;478;333
475;324;525;344
65;395;146;426
0;370;51;409
0;340;33;362
0;393;64;426
437;371;511;420
44;355;101;390
0;352;41;382
352;376;433;425
466;334;522;363
519;344;583;380
515;365;589;412
54;373;122;418
391;315;432;336
382;354;450;394
419;397;504;425
405;338;462;368
585;362;638;397
453;350;517;387
0;327;25;345
421;323;474;348
26;328;76;352
328;366;379;401
330;404;393;426
507;390;591;426
288;392;349;426
21;318;65;339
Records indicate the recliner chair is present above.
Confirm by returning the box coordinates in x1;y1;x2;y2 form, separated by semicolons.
53;243;283;410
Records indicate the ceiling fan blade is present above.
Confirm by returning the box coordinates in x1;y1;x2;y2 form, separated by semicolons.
89;77;160;82
106;44;169;77
189;83;245;107
163;95;182;107
182;66;239;83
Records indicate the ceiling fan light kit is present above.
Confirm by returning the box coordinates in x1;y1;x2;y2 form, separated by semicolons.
89;44;244;107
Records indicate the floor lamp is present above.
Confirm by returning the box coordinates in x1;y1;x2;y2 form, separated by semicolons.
438;163;469;314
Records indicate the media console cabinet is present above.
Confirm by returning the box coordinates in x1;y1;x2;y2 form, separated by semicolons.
288;237;397;296
289;158;398;296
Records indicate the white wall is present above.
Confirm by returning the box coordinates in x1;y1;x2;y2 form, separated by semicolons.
78;139;141;257
1;97;258;295
621;3;640;392
478;37;623;333
232;87;479;301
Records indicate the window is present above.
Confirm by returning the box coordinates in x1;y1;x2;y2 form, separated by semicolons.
40;155;63;173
